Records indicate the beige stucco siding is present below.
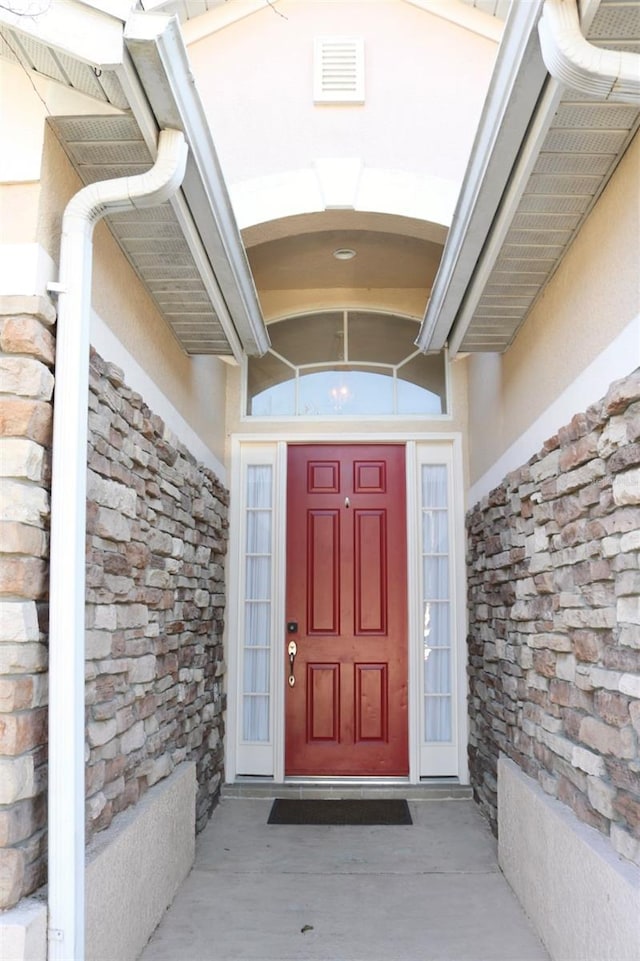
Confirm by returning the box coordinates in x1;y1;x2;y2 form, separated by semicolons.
188;0;496;193
0;184;41;244
467;130;640;486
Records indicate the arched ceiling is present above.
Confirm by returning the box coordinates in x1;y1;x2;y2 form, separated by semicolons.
242;211;444;320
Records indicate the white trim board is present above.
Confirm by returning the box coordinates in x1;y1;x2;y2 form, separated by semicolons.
467;316;640;509
230;166;457;234
0;244;56;297
90;311;227;483
182;0;503;46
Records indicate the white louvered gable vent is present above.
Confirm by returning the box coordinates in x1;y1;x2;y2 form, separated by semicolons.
314;37;365;104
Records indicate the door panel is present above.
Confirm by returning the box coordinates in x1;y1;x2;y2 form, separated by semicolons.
355;510;387;634
308;511;340;634
285;444;408;776
355;664;387;741
307;664;340;741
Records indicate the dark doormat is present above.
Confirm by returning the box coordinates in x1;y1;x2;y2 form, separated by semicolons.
267;797;412;825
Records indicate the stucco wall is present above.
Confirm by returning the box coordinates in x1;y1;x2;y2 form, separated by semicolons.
499;756;640;961
188;0;497;201
467;131;640;489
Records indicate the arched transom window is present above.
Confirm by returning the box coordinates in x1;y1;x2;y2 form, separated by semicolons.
247;311;447;417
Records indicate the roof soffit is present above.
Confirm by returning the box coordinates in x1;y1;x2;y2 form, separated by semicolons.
417;0;640;355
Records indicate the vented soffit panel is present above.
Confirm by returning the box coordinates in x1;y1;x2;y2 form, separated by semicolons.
0;29;128;108
419;0;640;355
457;102;640;351
47;114;236;356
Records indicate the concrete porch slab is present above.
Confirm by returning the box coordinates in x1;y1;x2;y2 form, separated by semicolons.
138;798;549;961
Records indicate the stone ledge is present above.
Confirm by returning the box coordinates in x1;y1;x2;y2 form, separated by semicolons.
498;755;640;961
85;760;196;961
0;296;56;328
0;896;47;961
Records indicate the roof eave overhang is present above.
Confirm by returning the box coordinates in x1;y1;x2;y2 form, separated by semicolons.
0;0;125;68
416;0;640;356
0;2;269;359
123;13;270;357
415;0;548;353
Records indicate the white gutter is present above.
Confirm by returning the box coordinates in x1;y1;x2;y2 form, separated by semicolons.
538;0;640;104
47;128;188;961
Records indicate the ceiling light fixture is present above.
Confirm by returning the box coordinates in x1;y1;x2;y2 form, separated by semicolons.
333;248;357;261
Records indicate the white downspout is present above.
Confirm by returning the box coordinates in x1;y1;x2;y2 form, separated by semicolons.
47;127;188;961
538;0;640;103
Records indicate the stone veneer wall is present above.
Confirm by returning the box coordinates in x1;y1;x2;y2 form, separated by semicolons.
0;296;54;910
85;348;227;841
467;368;640;865
0;292;228;910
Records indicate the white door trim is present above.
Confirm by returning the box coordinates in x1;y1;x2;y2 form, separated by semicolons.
225;431;468;785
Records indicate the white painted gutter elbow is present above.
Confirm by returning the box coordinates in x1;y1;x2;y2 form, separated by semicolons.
48;128;187;961
538;0;640;104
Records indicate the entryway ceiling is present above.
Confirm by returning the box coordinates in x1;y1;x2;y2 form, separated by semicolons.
246;221;443;297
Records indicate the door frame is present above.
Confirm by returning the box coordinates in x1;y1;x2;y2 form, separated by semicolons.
225;431;469;785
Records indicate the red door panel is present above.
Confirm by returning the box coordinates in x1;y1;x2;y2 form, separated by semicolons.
355;510;387;634
285;444;408;776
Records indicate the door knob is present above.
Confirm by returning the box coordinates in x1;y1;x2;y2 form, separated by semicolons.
287;640;297;687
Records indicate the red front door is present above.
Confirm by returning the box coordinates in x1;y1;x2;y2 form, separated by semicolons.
285;444;408;776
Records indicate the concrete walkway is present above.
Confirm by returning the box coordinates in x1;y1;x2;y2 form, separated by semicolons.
139;797;549;961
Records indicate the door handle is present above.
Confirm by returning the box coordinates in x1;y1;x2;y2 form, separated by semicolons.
287;640;297;688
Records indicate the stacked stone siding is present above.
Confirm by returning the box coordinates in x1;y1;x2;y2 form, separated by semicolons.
0;292;227;911
0;295;54;909
467;368;640;865
85;348;227;838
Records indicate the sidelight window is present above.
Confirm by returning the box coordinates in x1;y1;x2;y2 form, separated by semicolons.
420;463;453;745
242;464;274;742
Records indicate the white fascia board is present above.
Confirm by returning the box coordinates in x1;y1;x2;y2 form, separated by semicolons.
124;13;270;357
415;0;547;353
0;0;123;69
180;1;284;46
